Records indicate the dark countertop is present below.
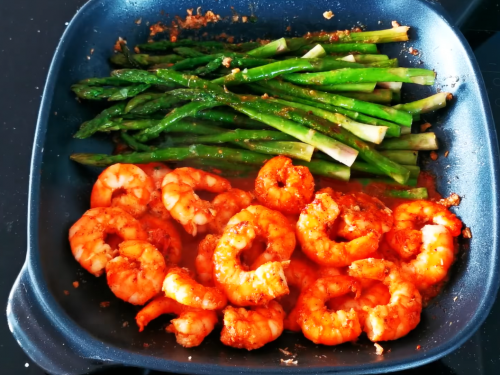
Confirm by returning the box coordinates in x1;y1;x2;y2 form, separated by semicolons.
1;0;499;374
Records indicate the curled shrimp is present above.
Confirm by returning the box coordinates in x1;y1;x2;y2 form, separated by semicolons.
139;213;182;265
255;156;315;215
283;258;318;332
137;162;173;220
401;225;455;290
297;193;379;267
220;300;285;350
91;163;154;218
106;240;167;305
348;258;422;341
195;234;220;286
296;275;362;345
386;200;462;259
135;296;217;347
209;189;254;234
163;267;227;310
161;167;231;236
226;205;296;269
69;207;147;276
214;220;290;306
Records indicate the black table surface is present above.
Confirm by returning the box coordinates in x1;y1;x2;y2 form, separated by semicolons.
1;0;499;374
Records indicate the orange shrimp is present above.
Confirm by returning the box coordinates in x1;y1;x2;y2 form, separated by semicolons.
348;259;422;341
386;200;462;259
195;234;220;286
255;156;315;215
296;275;362;345
213;219;290;306
209;189;254;234
91;163;154;218
106;240;167;305
137;162;172;220
161;167;231;236
69;207;147;276
220;300;285;350
163;267;227;310
297;193;379;267
139;213;182;265
135;296;217;347
401;224;455;290
226;205;296;269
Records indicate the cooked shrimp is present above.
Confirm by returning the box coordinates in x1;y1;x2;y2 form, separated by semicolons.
69;207;147;276
401;225;455;290
348;258;422;341
214;219;290;306
163;267;227;310
297;193;379;267
386;200;462;259
139;213;182;265
296;275;362;345
135;296;217;347
137;162;172;220
255;156;314;215
161;167;231;236
106;240;167;305
195;234;220;286
283;258;317;332
335;192;393;240
226;205;295;269
209;189;254;234
91;163;154;218
220;300;285;350
328;282;391;326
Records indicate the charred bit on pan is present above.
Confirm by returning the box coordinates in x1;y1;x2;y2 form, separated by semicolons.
430;151;438;161
437;193;461;208
462;227;472;239
281;358;298;366
374;343;384;355
323;11;334;20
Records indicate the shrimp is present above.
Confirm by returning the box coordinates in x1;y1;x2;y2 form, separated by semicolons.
195;234;220;286
163;267;227;310
334;191;393;240
135;296;217;347
283;258;317;332
137;162;172;220
90;163;154;218
161;167;231;236
209;189;254;234
348;258;422;341
297;193;379;267
226;205;296;269
386;200;462;259
328;282;391;326
401;225;455;290
296;275;362;345
255;156;315;215
69;207;147;276
139;213;182;265
106;240;167;305
220;300;285;350
214;220;290;306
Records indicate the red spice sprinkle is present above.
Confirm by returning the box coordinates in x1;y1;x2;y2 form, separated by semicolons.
134;46;141;54
100;301;111;308
72;281;79;288
430;151;438;161
416;345;421;350
143;343;150;348
63;290;69;295
392;20;401;28
420;122;432;132
444;150;449;158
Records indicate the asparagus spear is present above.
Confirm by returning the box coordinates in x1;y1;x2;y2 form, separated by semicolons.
385;187;428;199
137;40;259;52
282;67;436;86
71;83;151;100
309;26;410;44
378;82;403;103
77;77;131;86
124;93;166;113
312;82;376;93
193;109;267;129
179;159;260;177
169;129;296;144
248;84;401;134
247;38;289;58
302;44;326;58
380;150;418;165
338;54;389;63
173;47;206;57
352;162;420;178
120;132;153;152
110;69;174;86
75;102;127;139
211;58;363;86
393;92;452;115
257;80;413;127
233;141;315;162
156;69;224;92
334;89;393;104
71;144;271;167
134;100;224;142
129;95;183;115
353;177;418;188
110;53;183;67
104;119;226;135
320;43;379;54
377;133;439;150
